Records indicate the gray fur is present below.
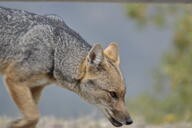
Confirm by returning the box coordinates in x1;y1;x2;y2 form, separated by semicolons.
0;6;92;90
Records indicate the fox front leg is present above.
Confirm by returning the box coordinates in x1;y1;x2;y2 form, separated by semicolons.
31;86;45;105
5;75;40;128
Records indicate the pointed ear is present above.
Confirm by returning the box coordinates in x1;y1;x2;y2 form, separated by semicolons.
104;42;120;64
87;44;103;67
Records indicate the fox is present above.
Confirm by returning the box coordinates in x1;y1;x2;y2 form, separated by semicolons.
0;6;133;128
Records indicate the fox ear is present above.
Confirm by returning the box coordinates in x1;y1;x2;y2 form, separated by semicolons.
87;44;103;66
104;42;120;64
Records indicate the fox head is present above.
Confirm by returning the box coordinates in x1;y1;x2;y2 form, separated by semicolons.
78;43;133;127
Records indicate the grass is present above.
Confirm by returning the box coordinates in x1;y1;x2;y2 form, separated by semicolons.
0;117;191;128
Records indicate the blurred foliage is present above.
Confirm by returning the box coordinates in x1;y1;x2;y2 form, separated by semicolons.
125;4;192;124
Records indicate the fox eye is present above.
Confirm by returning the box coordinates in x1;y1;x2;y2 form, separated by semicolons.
109;91;118;99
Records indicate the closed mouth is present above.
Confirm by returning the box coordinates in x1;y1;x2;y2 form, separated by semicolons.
109;117;123;127
104;109;123;127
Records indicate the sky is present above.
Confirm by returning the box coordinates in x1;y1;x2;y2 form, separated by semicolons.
0;2;173;118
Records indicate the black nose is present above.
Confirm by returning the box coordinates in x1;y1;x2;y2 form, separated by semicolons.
125;118;133;125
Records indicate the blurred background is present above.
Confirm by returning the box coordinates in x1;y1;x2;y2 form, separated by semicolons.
0;2;191;127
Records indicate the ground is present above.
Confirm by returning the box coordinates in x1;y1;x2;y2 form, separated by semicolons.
0;117;191;128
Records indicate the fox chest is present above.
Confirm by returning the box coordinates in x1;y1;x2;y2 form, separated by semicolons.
28;77;52;88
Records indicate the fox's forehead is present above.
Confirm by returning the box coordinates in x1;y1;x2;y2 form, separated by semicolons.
100;60;126;93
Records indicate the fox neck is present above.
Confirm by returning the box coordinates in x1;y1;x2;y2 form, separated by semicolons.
53;27;91;93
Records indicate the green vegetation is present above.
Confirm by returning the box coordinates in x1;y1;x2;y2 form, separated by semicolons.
125;4;192;124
